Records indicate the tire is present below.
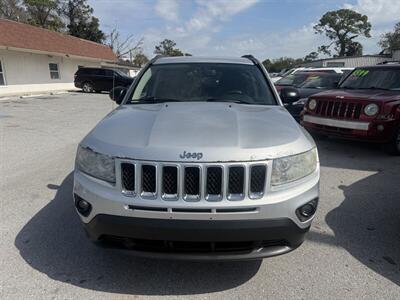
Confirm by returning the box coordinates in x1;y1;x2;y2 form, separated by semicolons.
311;132;328;140
82;82;94;93
387;126;400;155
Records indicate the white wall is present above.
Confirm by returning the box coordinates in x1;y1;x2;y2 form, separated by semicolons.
393;50;400;60
302;56;393;68
0;49;101;96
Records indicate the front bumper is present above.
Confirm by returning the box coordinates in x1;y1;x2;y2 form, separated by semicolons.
84;215;310;261
73;163;319;260
302;114;398;143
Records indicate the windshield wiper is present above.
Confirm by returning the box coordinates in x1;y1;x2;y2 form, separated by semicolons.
206;98;255;105
360;86;390;91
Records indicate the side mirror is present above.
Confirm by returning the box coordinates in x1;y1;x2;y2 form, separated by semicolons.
109;86;127;104
280;87;300;104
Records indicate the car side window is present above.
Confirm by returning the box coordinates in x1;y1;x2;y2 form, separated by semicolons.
104;70;113;77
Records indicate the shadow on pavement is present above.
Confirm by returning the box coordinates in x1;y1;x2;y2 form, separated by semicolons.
15;173;261;296
316;138;400;285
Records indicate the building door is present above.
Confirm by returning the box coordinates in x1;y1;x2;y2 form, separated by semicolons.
0;60;5;85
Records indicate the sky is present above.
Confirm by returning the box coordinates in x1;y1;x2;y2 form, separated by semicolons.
88;0;400;61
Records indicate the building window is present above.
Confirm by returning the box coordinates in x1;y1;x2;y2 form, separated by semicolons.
49;63;60;79
0;60;5;85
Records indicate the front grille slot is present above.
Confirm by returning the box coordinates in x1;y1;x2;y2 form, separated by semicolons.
172;208;212;213
127;205;168;212
216;207;258;213
141;165;156;196
121;163;135;193
314;100;363;120
228;166;245;200
206;167;223;201
184;167;201;201
162;166;178;199
250;165;266;197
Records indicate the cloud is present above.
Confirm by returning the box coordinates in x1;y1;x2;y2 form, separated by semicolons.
155;0;180;22
344;0;400;24
142;0;259;56
187;0;259;31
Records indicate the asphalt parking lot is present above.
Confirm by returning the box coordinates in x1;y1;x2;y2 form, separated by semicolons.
1;92;399;299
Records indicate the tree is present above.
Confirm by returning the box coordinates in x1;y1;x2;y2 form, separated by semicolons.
154;39;190;56
0;0;26;21
304;51;319;62
262;57;304;73
23;0;64;31
314;9;371;57
132;52;149;67
346;41;363;56
62;0;105;43
107;28;143;59
379;22;400;54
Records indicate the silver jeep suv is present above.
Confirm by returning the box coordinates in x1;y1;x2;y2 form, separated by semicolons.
73;55;320;260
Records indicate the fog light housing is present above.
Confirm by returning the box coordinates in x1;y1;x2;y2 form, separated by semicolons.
377;125;385;131
296;198;318;222
74;194;92;216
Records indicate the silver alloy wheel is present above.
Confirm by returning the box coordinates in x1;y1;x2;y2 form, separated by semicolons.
82;82;93;93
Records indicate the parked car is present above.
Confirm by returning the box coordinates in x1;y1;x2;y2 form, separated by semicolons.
301;64;400;155
74;67;134;93
73;55;320;260
281;73;343;121
275;71;328;92
271;67;353;83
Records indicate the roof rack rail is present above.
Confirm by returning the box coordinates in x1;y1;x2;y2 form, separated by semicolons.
377;60;400;65
148;54;164;64
241;54;259;65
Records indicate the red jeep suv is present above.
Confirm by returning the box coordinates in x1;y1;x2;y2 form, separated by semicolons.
301;64;400;155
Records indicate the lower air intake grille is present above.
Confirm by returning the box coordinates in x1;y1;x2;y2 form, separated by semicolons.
142;165;156;193
121;163;135;191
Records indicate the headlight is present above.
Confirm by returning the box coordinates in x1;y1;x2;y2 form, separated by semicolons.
308;99;317;110
271;148;318;186
76;146;116;183
364;103;379;116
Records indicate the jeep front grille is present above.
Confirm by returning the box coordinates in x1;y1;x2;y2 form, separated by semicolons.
120;161;268;201
315;100;363;120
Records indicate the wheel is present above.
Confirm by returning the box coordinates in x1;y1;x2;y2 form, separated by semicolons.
388;126;400;155
82;82;94;93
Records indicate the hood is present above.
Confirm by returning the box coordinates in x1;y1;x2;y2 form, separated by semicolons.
81;102;315;162
313;89;400;103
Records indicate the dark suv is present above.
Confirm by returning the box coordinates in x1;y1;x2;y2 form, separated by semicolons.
74;67;134;93
301;64;400;155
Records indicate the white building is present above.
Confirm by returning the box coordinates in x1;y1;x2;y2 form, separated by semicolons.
301;55;394;68
0;19;118;96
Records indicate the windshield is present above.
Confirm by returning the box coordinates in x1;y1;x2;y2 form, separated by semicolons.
340;68;400;90
127;63;276;105
114;69;129;77
275;73;315;87
299;74;341;89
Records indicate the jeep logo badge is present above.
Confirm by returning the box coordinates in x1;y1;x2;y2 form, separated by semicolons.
179;151;203;160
